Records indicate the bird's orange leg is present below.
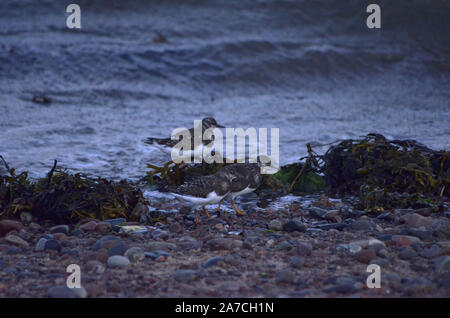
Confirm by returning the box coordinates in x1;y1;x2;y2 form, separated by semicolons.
230;199;244;216
194;210;200;224
202;206;210;218
216;198;224;212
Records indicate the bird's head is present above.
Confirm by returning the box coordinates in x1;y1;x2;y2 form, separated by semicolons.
201;117;225;129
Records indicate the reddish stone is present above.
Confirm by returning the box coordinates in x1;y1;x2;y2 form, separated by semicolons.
5;234;29;249
96;248;109;263
53;233;67;241
80;221;98;232
355;249;376;264
107;283;121;294
0;220;24;236
85;283;104;298
99;239;120;250
393;236;412;247
155;255;166;262
95;222;112;233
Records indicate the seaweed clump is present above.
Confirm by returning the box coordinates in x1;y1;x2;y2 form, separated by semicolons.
0;157;148;224
322;134;449;210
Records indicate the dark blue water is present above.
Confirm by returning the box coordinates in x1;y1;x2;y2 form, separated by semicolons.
0;0;449;180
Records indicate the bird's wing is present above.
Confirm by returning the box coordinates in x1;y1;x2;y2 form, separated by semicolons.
175;175;217;198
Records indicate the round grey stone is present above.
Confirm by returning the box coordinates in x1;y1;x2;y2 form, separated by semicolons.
268;220;283;231
107;255;131;268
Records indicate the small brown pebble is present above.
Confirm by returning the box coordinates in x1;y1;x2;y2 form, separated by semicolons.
96;248;109;263
155;255;166;262
0;219;24;236
85;283;104;298
355;249;376;264
80;221;98;232
107;283;121;294
393;236;412;247
95;222;112;233
53;233;67;241
5;234;29;249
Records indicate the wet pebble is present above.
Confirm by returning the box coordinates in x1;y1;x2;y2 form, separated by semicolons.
377;248;389;258
276;241;293;251
296;241;312;256
407;228;432;240
205;238;237;251
351;220;374;231
35;238;48;252
151;229;169;240
420;244;444;259
268;219;283;231
147;241;176;252
86;260;105;275
275;269;295;284
282;218;306;232
433;256;450;273
398;246;417;260
324;210;339;220
401;213;434;228
28;222;41;232
316;223;346;231
174;269;197;283
50;225;69;235
308;207;327;219
392;235;421;247
6;246;22;255
95;222;112;233
5;234;29;249
46;286;87;298
92;235;119;250
0;220;24;236
431;219;450;238
107;240;127;257
61;248;79;257
80;221;98;232
44;239;62;252
202;256;225;268
103;218;126;226
437;241;450;254
332;277;360;294
145;250;171;260
124;247;145;262
71;229;83;237
168;223;183;234
18;229;32;241
355;249;376;264
404;278;436;296
107;255;130;268
369;258;389;267
177;236;202;250
289;256;305;269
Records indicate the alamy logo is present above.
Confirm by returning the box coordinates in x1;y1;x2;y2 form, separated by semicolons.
66;4;81;29
366;4;381;29
366;264;381;289
66;264;81;289
170;120;279;174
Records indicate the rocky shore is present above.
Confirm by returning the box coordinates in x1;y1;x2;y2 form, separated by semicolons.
0;194;448;298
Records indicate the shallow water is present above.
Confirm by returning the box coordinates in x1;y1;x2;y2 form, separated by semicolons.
1;0;449;180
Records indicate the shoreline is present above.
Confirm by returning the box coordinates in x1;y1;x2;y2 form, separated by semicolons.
0;194;449;297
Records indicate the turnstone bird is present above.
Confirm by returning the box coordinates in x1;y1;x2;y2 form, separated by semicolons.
165;168;236;224
145;117;225;177
215;156;270;215
145;117;224;155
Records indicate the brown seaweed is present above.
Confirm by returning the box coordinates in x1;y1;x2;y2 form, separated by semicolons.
0;156;148;224
322;134;449;210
